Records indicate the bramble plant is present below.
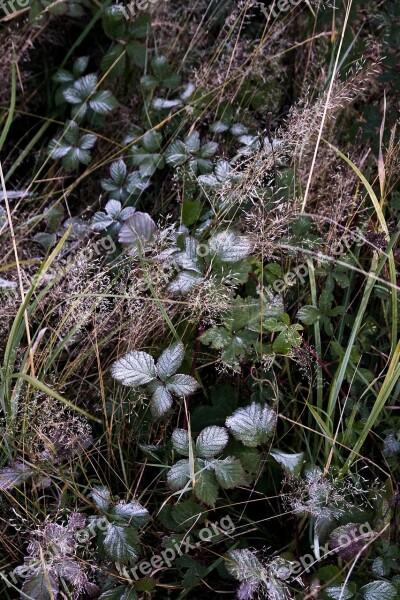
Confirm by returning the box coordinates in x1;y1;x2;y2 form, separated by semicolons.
1;0;400;598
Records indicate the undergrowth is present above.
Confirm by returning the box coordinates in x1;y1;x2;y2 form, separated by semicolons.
0;0;399;598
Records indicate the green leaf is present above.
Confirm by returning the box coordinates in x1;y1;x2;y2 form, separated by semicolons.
103;523;140;564
182;199;202;226
270;450;304;476
150;384;174;418
90;90;118;114
325;586;354;600
156;341;185;380
112;501;149;527
272;328;302;354
91;486;111;510
213;457;246;489
194;463;219;506
118;212;157;255
102;5;127;39
166;374;199;398
208;231;252;262
171;429;191;456
167;459;191;491
171;500;207;529
195;426;229;458
199;327;231;350
111;350;157;386
296;305;321;325
361;581;397;599
225;548;264;583
99;587;138;600
226;402;277;447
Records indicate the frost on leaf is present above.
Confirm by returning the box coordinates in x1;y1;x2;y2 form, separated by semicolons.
111;350;157;386
195;426;229;458
226;402;277;447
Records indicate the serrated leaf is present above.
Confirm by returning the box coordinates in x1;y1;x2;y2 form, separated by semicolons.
361;581;397;599
172;429;191;456
0;461;34;490
210;121;229;133
110;160;127;184
167;374;199;398
99;587;137;600
270;450;304;477
167;271;203;295
171;500;207;529
194;465;219;506
156;341;185;380
113;501;149;527
226;402;277;447
198;141;218;158
165;140;188;167
111;350;157;386
167;459;191;491
325;586;354;600
103;523;140;564
150;385;174;418
209;231;252;262
91;211;115;231
199;327;231;350
296;305;321;325
90;89;118;114
213;457;246;489
91;486;111;510
119;212;157;255
22;570;59;600
195;426;228;458
225;548;264;583
73;55;89;76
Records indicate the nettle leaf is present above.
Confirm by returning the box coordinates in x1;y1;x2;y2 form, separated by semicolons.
22;569;59;600
296;305;321;325
166;374;199;398
226;403;277;447
113;501;149;527
118;212;157;255
111;350;157;386
167;459;191;491
194;464;219;506
150;385;173;418
270;450;304;477
361;582;397;600
195;426;229;458
103;523;140;564
156;341;185;380
209;231;252;262
91;486;111;510
172;429;191;456
213;457;246;489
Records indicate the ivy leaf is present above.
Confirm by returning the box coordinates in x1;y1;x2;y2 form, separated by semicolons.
296;305;321;325
213;457;246;489
195;426;229;458
167;459;191;491
111;350;157;386
194;465;219;506
270;450;304;477
156;341;185;380
226;403;277;447
103;523;140;564
166;374;199;398
150;385;174;418
171;429;191;457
